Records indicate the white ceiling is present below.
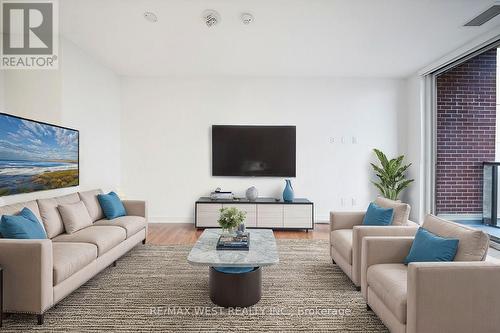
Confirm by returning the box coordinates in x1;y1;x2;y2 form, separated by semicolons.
60;0;500;78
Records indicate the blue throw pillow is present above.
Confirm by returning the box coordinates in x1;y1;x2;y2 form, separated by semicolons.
20;207;40;223
0;208;47;239
19;207;47;235
97;191;127;220
404;228;459;264
362;202;394;226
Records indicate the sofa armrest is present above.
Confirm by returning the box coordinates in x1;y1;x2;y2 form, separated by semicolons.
406;220;419;227
351;225;418;286
330;212;365;234
407;262;500;333
361;236;414;298
123;200;147;218
0;239;53;314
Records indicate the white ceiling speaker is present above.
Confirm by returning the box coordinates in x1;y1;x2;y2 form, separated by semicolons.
202;10;220;27
143;12;158;23
241;13;254;25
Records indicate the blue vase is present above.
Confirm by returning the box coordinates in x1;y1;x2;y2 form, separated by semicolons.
283;179;294;202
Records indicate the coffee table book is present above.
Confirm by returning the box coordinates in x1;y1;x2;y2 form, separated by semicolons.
216;233;250;251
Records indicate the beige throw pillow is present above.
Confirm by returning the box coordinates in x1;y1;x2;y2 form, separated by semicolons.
374;197;411;226
58;201;93;234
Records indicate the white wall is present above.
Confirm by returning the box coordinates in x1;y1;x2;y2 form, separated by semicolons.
400;75;425;223
0;38;121;206
121;77;406;223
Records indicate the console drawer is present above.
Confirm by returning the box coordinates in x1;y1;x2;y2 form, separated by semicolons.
196;203;222;227
222;204;257;227
284;205;313;228
257;205;283;228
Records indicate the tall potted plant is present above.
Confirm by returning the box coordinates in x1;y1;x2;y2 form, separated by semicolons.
370;148;414;201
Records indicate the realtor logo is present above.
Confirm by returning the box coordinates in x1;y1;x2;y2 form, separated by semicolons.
1;0;58;69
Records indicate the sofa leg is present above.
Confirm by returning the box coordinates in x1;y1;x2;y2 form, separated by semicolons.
37;314;44;325
366;304;372;311
356;286;361;292
112;261;117;267
331;258;336;265
142;239;146;245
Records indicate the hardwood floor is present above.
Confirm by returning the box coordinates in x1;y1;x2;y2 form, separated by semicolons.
145;223;500;262
146;223;329;245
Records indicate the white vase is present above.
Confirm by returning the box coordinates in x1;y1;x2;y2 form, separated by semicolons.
246;186;258;201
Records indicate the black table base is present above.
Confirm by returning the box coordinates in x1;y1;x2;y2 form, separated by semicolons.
209;267;261;307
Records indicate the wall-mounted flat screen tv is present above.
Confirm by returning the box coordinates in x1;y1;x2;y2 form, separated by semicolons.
212;125;296;177
0;113;79;197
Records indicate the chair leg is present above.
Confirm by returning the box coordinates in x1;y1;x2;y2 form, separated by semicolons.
142;239;146;245
356;286;361;291
37;314;44;325
112;261;117;267
331;258;336;264
366;304;372;311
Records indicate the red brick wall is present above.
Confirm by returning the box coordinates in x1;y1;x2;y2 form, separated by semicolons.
435;48;497;214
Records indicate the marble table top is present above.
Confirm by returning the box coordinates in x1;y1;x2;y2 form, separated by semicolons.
187;229;279;267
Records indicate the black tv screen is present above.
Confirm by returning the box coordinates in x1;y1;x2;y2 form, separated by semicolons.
212;125;296;177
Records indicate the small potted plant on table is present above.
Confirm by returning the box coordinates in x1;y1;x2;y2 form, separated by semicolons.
218;207;246;235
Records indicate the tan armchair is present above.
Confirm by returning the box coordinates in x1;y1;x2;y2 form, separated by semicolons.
361;214;499;333
330;197;419;289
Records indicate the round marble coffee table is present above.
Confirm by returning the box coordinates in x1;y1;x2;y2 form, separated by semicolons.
187;229;279;307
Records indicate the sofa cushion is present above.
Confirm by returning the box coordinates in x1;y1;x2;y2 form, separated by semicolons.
374;197;410;226
52;242;97;285
330;229;353;264
363;202;394;226
422;214;489;261
367;263;408;324
37;193;80;238
58;201;94;234
52;225;126;256
94;216;146;238
0;200;42;226
78;189;104;222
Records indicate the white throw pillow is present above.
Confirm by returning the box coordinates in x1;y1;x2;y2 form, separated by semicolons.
58;201;93;234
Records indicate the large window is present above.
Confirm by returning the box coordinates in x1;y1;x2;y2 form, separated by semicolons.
434;47;498;219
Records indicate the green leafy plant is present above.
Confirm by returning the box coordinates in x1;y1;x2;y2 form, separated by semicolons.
218;207;247;231
370;148;414;200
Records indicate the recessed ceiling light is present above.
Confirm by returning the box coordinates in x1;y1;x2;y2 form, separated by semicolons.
144;12;158;23
241;13;254;25
202;10;220;27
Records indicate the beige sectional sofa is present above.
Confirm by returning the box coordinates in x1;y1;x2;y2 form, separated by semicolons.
330;197;419;288
0;189;147;324
361;214;500;333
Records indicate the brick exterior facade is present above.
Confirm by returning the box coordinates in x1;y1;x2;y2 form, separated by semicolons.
435;48;497;214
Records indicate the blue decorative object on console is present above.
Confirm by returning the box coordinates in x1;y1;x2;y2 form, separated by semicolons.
0;208;47;239
362;202;394;226
404;227;459;264
213;267;255;274
283;179;294;202
97;191;127;219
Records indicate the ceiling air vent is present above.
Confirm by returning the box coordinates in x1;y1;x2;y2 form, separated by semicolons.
464;5;500;26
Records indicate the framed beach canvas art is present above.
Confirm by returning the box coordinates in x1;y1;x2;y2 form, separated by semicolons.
0;113;79;196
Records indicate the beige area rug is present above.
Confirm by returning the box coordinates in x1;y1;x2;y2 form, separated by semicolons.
2;240;388;332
